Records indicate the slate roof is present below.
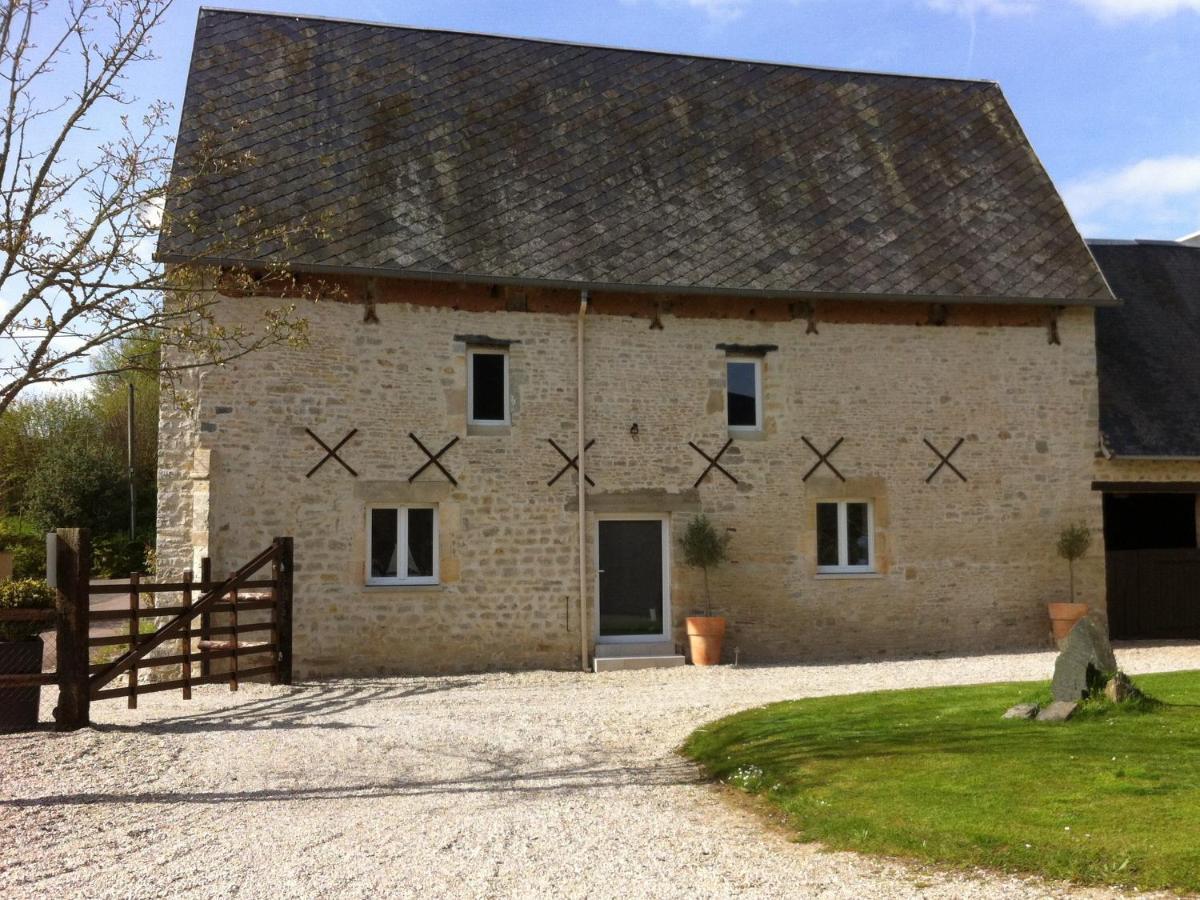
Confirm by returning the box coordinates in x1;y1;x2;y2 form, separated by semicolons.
159;8;1114;305
1091;240;1200;457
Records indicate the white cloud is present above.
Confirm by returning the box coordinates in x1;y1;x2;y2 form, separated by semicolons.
620;0;751;23
927;0;1200;17
1063;154;1200;236
1074;0;1200;19
926;0;1037;15
683;0;750;20
644;0;1200;24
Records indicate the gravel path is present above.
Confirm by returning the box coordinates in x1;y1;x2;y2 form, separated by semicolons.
2;645;1198;899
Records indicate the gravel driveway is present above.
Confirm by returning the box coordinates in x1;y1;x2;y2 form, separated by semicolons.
2;645;1197;899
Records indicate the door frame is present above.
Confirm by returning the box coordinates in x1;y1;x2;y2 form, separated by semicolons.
593;513;672;644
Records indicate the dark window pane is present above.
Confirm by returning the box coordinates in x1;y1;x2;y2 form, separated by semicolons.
471;352;506;422
817;503;839;568
407;508;435;578
371;508;398;578
727;361;758;427
846;503;870;567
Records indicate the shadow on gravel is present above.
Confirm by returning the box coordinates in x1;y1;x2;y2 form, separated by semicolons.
0;752;702;809
92;678;479;735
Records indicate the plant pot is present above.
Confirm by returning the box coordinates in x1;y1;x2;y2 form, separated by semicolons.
686;616;726;666
1047;602;1089;646
0;636;43;732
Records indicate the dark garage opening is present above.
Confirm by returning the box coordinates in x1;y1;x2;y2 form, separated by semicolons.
1102;491;1200;640
1103;493;1197;551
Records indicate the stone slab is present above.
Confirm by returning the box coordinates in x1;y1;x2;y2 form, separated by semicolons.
594;642;677;658
1002;703;1039;720
593;655;686;672
1036;700;1078;722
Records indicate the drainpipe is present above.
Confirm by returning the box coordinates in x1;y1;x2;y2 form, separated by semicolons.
578;291;590;671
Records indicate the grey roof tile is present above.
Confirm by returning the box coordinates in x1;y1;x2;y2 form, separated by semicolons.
1091;241;1200;457
160;9;1112;303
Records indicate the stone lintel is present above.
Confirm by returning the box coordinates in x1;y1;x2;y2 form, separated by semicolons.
354;481;454;504
566;489;701;514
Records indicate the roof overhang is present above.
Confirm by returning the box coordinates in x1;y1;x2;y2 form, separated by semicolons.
157;254;1122;308
1093;480;1200;493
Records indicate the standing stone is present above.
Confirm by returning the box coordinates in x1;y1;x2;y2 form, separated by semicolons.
1051;615;1118;702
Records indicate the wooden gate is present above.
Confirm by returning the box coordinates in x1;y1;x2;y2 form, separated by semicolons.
1106;549;1200;640
0;529;293;730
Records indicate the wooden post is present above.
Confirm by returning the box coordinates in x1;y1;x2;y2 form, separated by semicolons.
269;542;281;686
275;537;294;686
199;557;212;678
53;528;91;731
229;576;239;693
181;571;193;700
127;572;139;709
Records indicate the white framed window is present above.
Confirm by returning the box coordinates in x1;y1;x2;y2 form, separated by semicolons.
816;500;875;574
367;505;439;585
726;358;762;431
468;348;509;425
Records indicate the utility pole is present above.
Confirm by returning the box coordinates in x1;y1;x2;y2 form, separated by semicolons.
127;382;136;540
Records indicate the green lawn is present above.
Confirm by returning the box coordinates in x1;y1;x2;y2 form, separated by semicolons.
682;670;1200;893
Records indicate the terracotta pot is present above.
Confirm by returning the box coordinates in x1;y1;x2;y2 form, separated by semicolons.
686;616;726;666
1047;602;1089;645
0;636;43;733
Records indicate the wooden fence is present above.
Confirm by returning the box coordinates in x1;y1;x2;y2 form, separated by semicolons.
0;528;293;731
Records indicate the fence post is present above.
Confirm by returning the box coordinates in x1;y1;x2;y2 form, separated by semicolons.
53;528;91;731
199;557;212;678
275;536;294;686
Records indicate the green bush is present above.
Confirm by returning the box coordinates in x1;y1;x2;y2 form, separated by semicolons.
0;519;45;580
0;578;55;641
680;514;731;617
92;533;152;578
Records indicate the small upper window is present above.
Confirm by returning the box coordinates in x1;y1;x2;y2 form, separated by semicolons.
368;506;438;585
726;359;761;431
468;349;509;425
816;501;874;573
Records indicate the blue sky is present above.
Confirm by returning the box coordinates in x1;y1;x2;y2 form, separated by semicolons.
131;0;1200;240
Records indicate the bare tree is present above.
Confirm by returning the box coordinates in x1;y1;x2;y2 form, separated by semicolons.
0;0;337;417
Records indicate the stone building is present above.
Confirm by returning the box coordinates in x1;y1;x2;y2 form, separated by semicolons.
156;9;1119;676
1090;239;1200;641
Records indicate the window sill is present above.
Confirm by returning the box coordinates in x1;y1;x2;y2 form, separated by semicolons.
814;571;883;580
728;427;766;441
467;423;511;437
363;583;443;592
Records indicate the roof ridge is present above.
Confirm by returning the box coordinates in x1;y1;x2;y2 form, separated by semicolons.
196;5;998;87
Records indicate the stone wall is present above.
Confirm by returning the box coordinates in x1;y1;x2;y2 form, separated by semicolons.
157;287;1107;676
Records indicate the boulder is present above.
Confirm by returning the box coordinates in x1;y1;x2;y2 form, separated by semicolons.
1104;672;1137;703
1051;615;1118;703
1036;700;1078;722
1002;703;1039;720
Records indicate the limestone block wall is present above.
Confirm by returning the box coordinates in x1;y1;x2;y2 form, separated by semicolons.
157;290;1105;676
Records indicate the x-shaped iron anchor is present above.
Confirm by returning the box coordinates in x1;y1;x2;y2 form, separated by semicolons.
408;433;459;486
547;438;595;487
924;437;967;483
305;428;359;478
690;438;738;487
802;436;845;482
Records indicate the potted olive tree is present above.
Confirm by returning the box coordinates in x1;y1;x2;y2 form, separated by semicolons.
1048;522;1091;646
681;514;731;666
0;578;56;732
